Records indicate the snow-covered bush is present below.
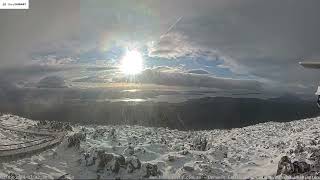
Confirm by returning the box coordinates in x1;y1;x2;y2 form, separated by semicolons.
67;132;86;148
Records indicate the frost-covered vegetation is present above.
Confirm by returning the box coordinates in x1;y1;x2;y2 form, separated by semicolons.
1;114;320;179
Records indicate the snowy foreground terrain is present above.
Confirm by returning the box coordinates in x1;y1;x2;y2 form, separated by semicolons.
1;114;320;179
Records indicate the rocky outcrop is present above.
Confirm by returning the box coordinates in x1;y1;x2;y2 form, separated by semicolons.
67;133;86;148
276;156;311;176
192;135;208;151
6;172;17;180
92;128;107;139
94;150;145;175
123;146;134;156
109;128;116;140
126;156;141;173
64;124;73;131
292;161;310;174
96;151;125;173
142;163;161;178
183;164;194;172
276;156;294;175
51;122;64;130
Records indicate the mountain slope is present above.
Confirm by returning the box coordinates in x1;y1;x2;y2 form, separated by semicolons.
0;114;320;179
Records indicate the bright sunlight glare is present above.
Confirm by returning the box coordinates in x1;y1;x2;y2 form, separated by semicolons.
120;50;144;75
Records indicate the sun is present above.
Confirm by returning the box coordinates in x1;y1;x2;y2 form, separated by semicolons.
120;50;144;75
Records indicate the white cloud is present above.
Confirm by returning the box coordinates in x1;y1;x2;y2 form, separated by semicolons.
147;33;196;59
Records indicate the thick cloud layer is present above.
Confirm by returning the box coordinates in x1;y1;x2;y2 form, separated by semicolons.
1;0;320;96
0;0;79;66
79;0;320;94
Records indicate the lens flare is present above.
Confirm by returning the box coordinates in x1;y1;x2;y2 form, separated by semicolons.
120;50;143;75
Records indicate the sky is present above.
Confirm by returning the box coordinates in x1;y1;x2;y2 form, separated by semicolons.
1;0;320;101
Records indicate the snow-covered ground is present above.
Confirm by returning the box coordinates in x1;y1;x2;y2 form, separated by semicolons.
1;114;320;179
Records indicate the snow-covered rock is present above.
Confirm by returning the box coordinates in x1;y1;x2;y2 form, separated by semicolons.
67;132;86;148
2;114;320;179
126;156;141;173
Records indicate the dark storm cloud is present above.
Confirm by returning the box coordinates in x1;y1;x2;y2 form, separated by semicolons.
0;0;79;66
